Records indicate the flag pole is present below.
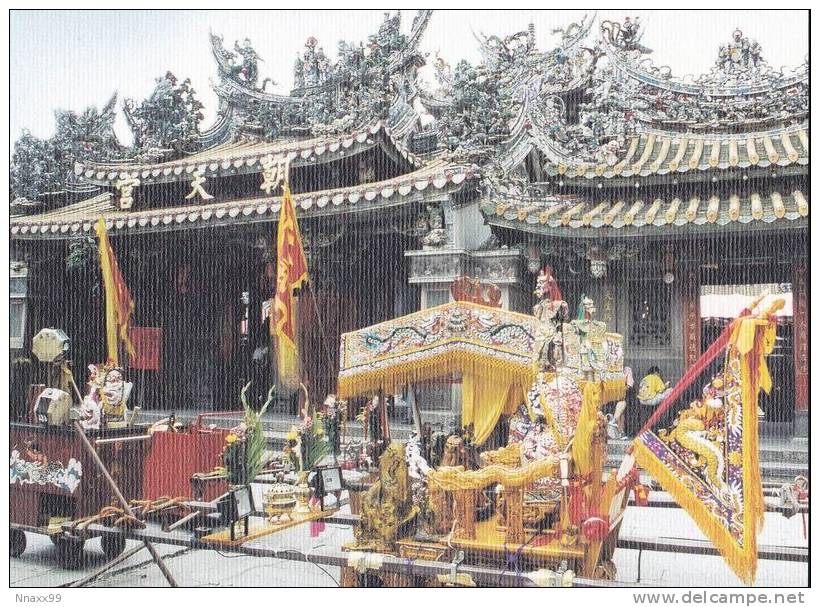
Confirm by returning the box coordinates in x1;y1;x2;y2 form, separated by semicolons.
305;280;338;394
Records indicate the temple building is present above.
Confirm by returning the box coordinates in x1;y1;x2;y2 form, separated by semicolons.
9;13;808;437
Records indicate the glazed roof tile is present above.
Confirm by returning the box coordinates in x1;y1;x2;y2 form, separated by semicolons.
543;126;808;181
482;190;808;238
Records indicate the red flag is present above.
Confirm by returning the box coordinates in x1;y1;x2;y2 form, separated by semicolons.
130;327;162;370
272;183;308;387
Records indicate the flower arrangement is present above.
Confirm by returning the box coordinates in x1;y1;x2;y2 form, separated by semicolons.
285;415;330;473
222;383;273;485
320;394;347;457
356;396;382;442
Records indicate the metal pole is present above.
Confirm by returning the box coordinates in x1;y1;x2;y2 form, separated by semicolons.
65;544;145;588
72;421;178;587
95;434;152;445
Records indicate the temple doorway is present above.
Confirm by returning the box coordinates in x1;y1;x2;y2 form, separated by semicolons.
699;282;795;437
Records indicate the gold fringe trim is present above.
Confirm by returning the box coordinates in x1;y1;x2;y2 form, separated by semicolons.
634;438;758;585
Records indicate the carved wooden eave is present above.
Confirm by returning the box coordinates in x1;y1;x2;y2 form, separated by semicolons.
11;160;479;240
406;248;523;285
73;122;419;189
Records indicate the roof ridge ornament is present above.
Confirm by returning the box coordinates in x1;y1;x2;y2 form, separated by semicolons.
599;17;652;54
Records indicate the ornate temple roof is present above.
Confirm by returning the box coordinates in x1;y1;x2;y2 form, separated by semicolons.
476;17;808;181
10;159;478;240
482;189;808;238
204;11;432;145
456;16;809;242
74;122;419;188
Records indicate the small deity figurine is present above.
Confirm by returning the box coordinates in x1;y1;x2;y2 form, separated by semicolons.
421;205;447;248
81;364;130;428
99;367;128;420
576;295;596;320
532;266;568;371
563;295;607;379
78;394;102;431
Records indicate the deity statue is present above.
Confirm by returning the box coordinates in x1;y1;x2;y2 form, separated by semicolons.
299;37;330;88
348;443;418;552
234;38;261;85
293;55;305;89
421;205;447;248
718;30;764;73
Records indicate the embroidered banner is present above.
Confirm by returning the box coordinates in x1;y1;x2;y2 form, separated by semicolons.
634;305;781;584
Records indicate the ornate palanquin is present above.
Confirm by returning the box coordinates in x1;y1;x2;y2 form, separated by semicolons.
338;301;539;393
338;301;538;445
339;294;631;581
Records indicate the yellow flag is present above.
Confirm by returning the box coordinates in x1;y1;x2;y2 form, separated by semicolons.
633;308;780;584
95;218;135;365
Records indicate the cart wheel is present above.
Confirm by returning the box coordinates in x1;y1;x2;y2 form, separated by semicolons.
101;534;126;560
55;535;85;569
594;559;617;581
10;529;26;558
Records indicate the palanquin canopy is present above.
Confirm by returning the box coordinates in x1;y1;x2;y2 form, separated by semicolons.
337;301;539;443
337;301;625;445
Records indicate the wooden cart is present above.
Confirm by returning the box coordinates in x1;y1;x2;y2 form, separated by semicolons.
10;418;230;568
10;422;150;565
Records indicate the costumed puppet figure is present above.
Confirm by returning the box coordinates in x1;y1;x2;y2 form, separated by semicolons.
532;266;569;370
507;373;583;494
562;295;607;379
81;364;131;428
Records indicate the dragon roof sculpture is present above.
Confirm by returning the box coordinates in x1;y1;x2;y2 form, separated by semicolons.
208;10;432;142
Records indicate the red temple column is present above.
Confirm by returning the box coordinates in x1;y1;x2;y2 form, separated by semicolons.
792;260;808;435
682;266;702;369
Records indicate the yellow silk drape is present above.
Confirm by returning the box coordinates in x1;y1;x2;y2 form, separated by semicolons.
462;375;523;446
571;378;625;476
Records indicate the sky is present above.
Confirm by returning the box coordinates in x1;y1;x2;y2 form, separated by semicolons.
9;10;809;147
